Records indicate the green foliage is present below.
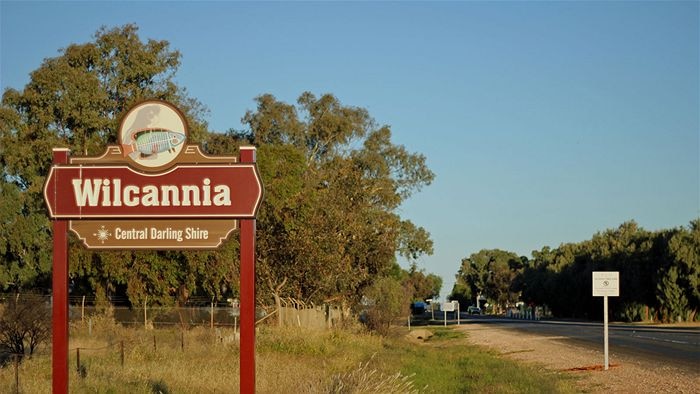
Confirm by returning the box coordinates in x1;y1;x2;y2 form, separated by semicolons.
222;92;435;307
657;266;689;322
402;263;442;301
427;327;464;341
0;24;214;304
452;220;698;322
373;328;575;394
0;182;51;290
1;24;439;313
451;249;523;312
362;277;410;335
447;279;472;309
397;220;434;262
513;220;699;322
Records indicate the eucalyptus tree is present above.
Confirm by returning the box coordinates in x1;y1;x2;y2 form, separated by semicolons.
452;249;522;312
658;220;699;322
0;25;215;306
2;25;437;314
229;92;435;310
510;220;698;322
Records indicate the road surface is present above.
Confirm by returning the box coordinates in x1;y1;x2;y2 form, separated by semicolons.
453;314;700;370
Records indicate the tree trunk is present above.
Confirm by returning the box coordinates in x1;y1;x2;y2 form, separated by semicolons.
268;277;288;327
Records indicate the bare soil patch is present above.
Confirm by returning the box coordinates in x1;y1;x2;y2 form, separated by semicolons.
456;323;699;393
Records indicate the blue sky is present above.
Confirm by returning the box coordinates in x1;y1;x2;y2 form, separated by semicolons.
2;1;698;300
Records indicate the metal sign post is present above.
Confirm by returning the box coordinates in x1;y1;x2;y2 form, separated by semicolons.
603;294;609;369
592;271;619;370
454;301;460;325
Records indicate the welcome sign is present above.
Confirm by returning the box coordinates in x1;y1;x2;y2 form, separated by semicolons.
44;100;263;249
46;100;262;393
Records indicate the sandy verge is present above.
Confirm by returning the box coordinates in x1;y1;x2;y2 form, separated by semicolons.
455;323;699;393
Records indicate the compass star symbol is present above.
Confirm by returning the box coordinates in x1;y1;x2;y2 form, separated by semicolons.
93;225;112;244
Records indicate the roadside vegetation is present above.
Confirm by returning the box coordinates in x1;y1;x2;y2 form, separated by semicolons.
450;220;699;323
0;321;576;393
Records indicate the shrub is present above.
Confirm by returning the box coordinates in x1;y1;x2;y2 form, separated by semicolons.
361;277;410;335
0;294;51;362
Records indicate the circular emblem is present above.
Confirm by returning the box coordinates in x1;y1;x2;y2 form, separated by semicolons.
119;100;188;171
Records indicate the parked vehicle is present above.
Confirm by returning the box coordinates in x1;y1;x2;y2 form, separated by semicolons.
411;301;426;315
467;306;482;315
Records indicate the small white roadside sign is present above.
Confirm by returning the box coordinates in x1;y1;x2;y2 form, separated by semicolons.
592;271;619;371
593;271;619;297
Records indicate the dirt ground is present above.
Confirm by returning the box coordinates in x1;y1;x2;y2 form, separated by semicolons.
455;323;699;393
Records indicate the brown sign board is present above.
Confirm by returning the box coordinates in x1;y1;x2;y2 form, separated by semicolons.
70;219;238;249
44;164;262;219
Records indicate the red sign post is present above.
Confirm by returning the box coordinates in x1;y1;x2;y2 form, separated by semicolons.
44;101;263;393
239;147;257;394
51;148;70;394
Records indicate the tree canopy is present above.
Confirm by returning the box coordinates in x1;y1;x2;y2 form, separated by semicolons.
450;249;523;313
1;25;438;313
450;220;699;322
1;25;220;307
216;91;435;307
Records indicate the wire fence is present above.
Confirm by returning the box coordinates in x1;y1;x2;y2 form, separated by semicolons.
0;293;342;330
0;293;243;329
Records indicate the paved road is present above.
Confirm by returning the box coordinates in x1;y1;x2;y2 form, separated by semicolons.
454;314;700;370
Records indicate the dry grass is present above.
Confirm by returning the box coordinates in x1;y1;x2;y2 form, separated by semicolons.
328;354;424;394
0;321;385;393
0;322;577;393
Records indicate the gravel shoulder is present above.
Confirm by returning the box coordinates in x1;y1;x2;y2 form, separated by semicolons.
455;323;699;393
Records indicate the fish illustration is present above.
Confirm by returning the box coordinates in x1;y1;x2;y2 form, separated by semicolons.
121;128;185;159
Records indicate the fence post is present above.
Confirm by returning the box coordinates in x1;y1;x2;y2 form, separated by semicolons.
76;348;80;373
14;354;19;394
281;299;287;326
210;301;214;330
326;304;332;329
181;331;184;352
153;335;157;352
81;296;85;324
120;341;124;367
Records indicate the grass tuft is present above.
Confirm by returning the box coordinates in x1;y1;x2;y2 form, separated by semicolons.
148;379;170;394
329;354;423;394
